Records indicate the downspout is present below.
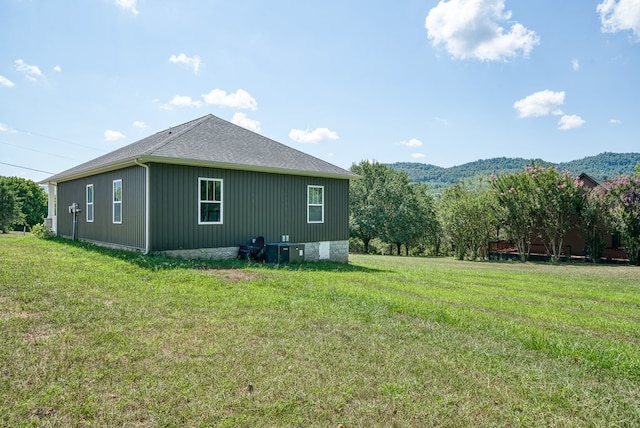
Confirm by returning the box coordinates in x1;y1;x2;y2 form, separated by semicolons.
134;159;150;254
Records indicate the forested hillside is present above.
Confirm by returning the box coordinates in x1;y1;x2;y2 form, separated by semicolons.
389;152;640;192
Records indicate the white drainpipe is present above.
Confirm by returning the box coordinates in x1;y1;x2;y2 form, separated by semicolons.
134;159;150;254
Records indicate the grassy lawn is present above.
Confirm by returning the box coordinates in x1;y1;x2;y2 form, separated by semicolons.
1;234;639;427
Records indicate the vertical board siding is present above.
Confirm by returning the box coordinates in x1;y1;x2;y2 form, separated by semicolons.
56;166;146;250
149;163;349;251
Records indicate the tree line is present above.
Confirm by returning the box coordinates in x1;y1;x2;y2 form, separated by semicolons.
0;177;48;233
349;160;640;265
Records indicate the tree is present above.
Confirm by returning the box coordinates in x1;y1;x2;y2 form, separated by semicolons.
491;168;538;262
0;176;48;230
379;167;415;255
349;161;441;256
605;175;640;265
382;180;440;256
0;183;24;233
349;161;395;253
580;186;608;263
440;181;498;260
530;166;583;262
409;183;442;256
492;163;583;262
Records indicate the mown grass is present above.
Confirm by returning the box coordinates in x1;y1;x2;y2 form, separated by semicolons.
1;234;639;427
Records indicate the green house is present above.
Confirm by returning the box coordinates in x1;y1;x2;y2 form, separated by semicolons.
40;114;356;262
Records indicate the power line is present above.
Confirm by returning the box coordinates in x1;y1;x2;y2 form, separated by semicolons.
13;127;103;152
0;161;54;175
0;140;78;160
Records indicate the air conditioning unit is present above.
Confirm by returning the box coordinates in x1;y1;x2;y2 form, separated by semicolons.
266;243;305;263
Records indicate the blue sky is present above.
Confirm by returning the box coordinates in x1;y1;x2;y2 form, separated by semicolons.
1;0;639;181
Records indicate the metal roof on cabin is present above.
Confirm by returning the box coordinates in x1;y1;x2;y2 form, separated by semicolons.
41;114;356;183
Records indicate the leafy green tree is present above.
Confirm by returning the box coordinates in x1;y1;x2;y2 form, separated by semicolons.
350;161;441;256
492;169;538;262
492;163;583;262
0;176;48;229
605;175;640;265
580;186;608;263
440;181;498;260
382;180;440;256
530;166;583;262
0;183;24;233
409;183;442;255
349;161;395;253
379;168;415;255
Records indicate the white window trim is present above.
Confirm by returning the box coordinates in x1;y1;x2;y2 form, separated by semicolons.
113;179;122;224
307;185;324;224
86;184;94;223
198;177;223;225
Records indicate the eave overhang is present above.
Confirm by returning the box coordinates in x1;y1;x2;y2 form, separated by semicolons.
39;155;357;185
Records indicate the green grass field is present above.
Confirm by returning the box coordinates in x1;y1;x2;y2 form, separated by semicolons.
1;234;639;427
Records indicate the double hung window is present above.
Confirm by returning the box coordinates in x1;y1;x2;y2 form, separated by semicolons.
86;184;94;222
307;185;324;223
199;178;223;224
113;179;122;224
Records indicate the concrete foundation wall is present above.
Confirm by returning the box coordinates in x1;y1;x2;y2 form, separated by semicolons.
159;240;350;263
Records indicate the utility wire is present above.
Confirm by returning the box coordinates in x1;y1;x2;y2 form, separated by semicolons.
0;161;54;175
13;127;103;152
0;140;78;160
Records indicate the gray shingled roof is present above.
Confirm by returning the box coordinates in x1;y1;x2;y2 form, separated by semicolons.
41;114;356;184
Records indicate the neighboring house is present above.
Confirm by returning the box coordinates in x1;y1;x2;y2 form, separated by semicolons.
39;114;356;262
490;173;627;262
553;173;626;261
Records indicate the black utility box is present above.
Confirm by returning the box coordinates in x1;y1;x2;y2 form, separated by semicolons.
266;243;305;263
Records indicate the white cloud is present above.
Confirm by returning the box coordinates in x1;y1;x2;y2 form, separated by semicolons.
202;89;257;110
558;115;585;130
104;130;126;141
115;0;139;15
597;0;640;39
513;90;565;118
167;94;203;108
0;75;14;88
610;118;622;124
132;121;148;130
425;0;539;61
14;59;43;79
169;53;201;73
53;65;61;72
231;112;261;132
0;123;18;133
411;153;427;159
398;138;424;148
572;58;580;71
289;128;339;144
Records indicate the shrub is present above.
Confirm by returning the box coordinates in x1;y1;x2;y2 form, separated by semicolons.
31;223;55;239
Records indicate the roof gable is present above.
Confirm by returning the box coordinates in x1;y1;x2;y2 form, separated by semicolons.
42;114;355;183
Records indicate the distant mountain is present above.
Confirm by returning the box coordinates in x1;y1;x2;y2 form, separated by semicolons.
388;152;640;192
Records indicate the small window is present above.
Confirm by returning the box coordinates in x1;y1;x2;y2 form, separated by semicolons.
86;184;94;223
113;179;122;224
199;178;223;224
307;185;324;223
